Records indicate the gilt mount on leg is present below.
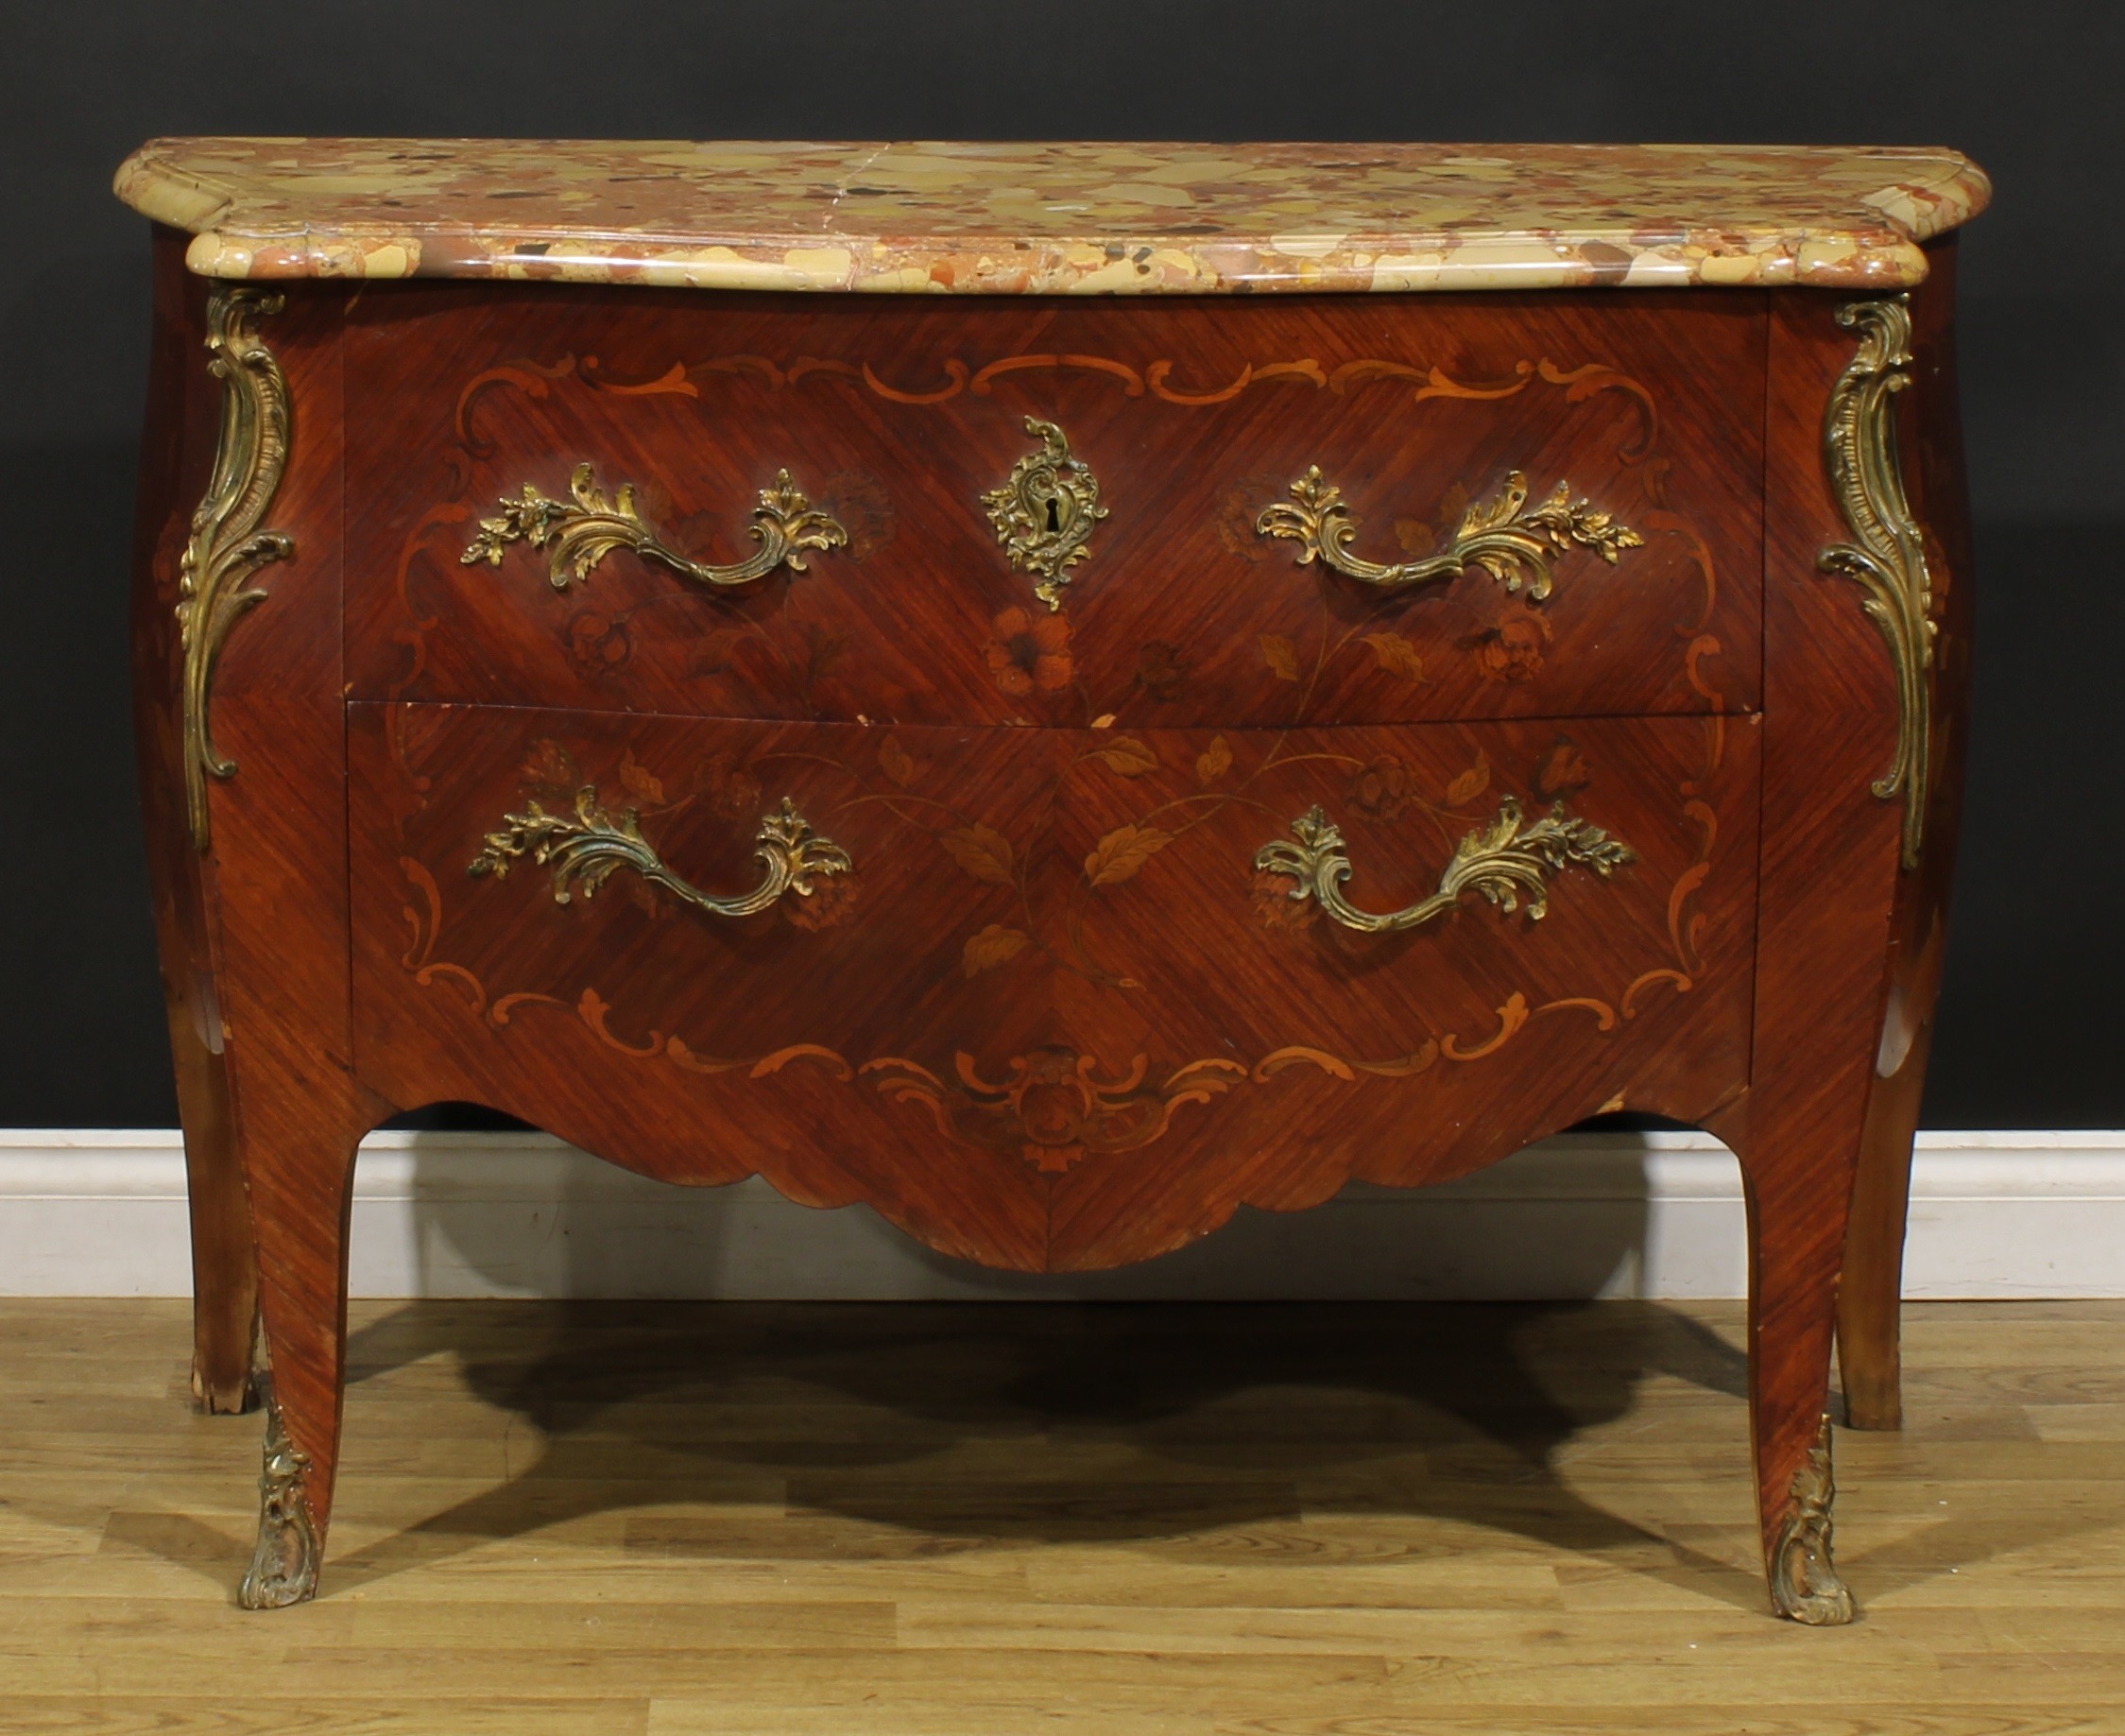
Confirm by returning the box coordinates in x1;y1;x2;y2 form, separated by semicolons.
237;1390;320;1609
1769;1414;1855;1624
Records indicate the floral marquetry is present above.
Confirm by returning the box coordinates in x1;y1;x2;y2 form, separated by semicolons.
122;136;1982;1622
985;607;1074;696
348;292;1768;729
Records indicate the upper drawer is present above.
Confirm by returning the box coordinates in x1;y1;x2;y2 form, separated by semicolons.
345;287;1762;725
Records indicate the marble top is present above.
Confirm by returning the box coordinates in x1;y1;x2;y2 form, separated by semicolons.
114;138;1989;295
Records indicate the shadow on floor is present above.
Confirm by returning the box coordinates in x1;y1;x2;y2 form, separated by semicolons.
324;1297;1762;1607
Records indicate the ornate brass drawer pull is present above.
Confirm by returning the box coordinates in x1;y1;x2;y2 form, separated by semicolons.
462;463;848;591
470;792;851;920
1254;796;1634;935
983;417;1107;611
1256;466;1641;598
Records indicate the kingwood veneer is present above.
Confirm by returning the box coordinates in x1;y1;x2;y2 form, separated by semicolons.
114;138;1988;1622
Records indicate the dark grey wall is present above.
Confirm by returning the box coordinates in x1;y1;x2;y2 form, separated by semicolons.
3;1;2118;1126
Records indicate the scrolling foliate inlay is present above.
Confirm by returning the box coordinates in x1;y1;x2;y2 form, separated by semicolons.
471;792;852;922
864;1048;1249;1175
1257;467;1642;599
179;286;294;851
1821;296;1937;868
1255;796;1636;936
394;712;1720;1177
463;463;848;592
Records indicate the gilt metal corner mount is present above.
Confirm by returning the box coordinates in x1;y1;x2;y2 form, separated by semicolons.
1821;295;1937;870
179;286;295;851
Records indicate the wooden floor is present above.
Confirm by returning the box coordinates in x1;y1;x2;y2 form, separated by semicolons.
2;1298;2122;1733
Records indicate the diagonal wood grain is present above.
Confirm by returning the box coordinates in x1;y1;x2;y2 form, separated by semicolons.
344;286;1763;730
136;260;1963;1612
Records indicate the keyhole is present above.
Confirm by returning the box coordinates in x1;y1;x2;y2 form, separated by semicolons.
1045;496;1063;534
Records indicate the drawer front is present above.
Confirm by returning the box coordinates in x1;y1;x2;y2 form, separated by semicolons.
351;704;1757;1271
345;289;1762;728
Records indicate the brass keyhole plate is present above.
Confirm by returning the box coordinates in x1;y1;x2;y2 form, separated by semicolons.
981;416;1108;610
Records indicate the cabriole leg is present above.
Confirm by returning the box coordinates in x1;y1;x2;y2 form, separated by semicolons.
130;227;262;1416
1837;241;1977;1434
236;1110;362;1609
176;1038;261;1416
1838;995;1932;1431
1740;1157;1856;1624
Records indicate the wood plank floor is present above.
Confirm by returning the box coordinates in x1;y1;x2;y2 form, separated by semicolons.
2;1298;2122;1733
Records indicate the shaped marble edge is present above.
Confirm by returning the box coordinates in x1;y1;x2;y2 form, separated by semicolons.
113;137;1991;295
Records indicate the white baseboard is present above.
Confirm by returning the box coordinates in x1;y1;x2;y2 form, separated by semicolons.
2;1129;2120;1301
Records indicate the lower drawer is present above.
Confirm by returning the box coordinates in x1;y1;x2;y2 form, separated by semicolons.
349;703;1758;1269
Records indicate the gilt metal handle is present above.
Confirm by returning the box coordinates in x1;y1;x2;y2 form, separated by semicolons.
463;463;848;591
1254;796;1634;935
1255;466;1640;599
470;792;851;920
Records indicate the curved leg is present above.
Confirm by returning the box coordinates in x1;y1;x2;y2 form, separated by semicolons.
129;249;384;1606
1738;1146;1855;1624
1837;240;1977;1433
1837;951;1936;1432
1722;283;1960;1622
174;1017;261;1416
238;1109;362;1608
130;227;261;1415
145;834;263;1416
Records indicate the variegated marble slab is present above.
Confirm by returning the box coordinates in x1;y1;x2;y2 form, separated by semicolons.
114;137;1988;294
